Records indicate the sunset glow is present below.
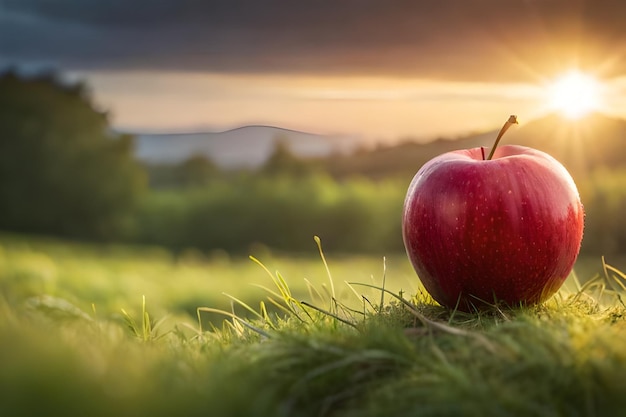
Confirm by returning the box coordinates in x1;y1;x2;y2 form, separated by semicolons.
4;1;626;141
83;71;549;142
547;71;604;119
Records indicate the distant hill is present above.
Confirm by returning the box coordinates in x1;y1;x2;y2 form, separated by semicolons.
132;125;363;168
130;113;626;177
322;113;626;181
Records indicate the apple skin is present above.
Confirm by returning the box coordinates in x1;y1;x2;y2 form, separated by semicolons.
402;144;584;311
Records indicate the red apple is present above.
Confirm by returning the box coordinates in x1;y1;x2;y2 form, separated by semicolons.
402;116;584;311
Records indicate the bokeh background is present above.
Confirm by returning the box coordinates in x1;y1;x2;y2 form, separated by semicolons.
1;0;626;275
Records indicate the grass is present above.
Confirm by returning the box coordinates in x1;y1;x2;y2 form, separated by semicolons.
1;232;626;416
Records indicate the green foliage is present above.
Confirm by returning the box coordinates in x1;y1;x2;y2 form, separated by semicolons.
261;136;319;177
145;154;219;188
132;174;406;253
0;69;146;239
128;166;626;256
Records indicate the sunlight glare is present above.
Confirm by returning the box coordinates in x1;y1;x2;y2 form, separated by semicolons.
547;71;603;119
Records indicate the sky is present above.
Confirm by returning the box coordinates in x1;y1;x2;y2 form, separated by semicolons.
2;0;626;142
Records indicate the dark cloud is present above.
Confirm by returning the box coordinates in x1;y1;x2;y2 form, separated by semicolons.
1;0;625;81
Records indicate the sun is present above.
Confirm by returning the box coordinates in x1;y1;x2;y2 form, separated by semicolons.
546;70;603;119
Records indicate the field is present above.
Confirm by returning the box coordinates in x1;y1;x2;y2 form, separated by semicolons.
2;233;626;416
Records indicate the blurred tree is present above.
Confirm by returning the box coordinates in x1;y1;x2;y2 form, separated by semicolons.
261;135;315;177
177;154;218;187
0;69;146;239
143;155;218;188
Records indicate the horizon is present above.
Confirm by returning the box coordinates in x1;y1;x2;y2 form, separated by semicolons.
132;110;626;171
123;110;624;145
76;72;626;143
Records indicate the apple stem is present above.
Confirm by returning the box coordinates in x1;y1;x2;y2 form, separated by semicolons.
480;146;485;160
486;115;518;160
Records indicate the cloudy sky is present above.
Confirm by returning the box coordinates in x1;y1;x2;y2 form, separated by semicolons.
2;0;626;140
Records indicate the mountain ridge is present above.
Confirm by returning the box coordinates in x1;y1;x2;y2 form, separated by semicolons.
133;125;363;168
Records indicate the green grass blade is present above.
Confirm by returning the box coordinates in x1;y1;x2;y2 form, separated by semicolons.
314;236;336;309
197;307;271;338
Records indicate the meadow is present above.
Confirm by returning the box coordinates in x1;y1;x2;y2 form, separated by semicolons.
5;48;626;417
2;232;626;416
0;232;416;320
